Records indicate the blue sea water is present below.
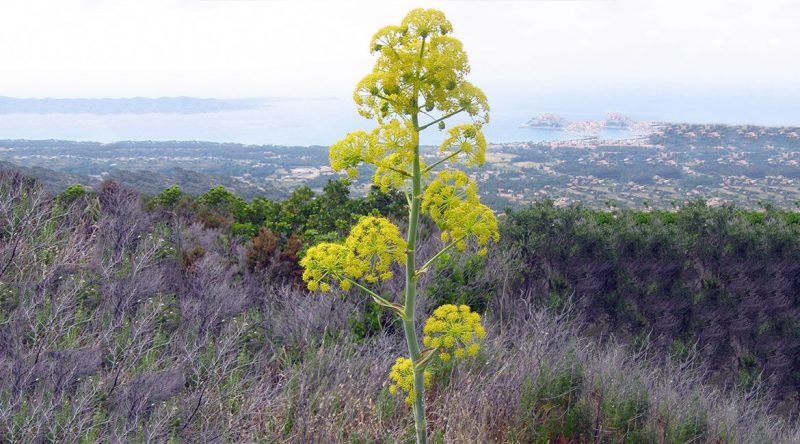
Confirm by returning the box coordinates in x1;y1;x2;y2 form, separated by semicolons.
0;90;796;146
0;100;640;146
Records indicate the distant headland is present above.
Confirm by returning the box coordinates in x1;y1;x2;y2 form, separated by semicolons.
521;112;653;135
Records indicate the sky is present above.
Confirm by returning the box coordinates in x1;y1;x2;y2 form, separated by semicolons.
1;0;799;129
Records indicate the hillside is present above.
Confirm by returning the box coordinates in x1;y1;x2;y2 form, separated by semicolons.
1;172;798;442
0;160;283;201
2;122;798;209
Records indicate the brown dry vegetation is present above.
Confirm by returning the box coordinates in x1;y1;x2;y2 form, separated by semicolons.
1;171;798;442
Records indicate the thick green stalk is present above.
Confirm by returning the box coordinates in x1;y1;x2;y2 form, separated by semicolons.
403;111;426;444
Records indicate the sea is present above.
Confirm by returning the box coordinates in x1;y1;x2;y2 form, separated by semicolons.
0;90;796;146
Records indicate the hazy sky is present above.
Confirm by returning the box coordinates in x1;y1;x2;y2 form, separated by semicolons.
2;0;798;102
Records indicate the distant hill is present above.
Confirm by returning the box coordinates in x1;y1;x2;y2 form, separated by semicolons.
520;113;569;129
521;112;642;132
0;160;284;200
604;112;635;128
0;96;270;114
2;121;799;209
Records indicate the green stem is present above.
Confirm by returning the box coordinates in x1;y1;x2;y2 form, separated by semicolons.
415;235;467;277
423;149;463;174
404;109;427;444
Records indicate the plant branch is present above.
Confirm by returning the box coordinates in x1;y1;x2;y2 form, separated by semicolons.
415;348;437;370
415;235;467;277
372;92;401;105
349;279;405;316
418;107;466;131
374;162;411;178
423;149;463;174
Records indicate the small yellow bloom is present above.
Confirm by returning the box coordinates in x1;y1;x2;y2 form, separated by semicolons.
442;335;455;347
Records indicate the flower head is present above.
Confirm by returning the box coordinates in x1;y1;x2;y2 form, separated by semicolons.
355;9;489;124
388;357;432;405
422;170;499;250
329;120;426;193
345;216;406;283
366;120;423;192
329;130;375;179
300;217;407;292
438;123;487;167
423;304;485;362
300;243;354;292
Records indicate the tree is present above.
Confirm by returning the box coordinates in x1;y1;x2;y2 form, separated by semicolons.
154;185;182;208
299;9;497;443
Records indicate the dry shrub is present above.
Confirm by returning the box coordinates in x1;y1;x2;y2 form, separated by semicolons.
2;175;798;443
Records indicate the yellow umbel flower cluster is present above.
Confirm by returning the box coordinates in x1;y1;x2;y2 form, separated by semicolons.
329;130;373;180
439;124;487;167
354;8;489;124
422;304;485;361
422;170;499;251
329;121;426;192
345;216;407;283
371;121;426;192
388;357;432;406
299;243;352;292
300;216;406;291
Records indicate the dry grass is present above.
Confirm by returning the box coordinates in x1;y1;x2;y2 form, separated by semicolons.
1;173;798;443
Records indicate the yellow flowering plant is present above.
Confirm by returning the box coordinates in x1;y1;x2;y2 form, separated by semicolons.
300;9;497;443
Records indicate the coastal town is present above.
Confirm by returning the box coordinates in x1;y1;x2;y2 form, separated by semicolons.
1;120;798;209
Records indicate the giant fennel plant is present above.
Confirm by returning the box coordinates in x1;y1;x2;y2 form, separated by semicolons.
299;9;497;443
